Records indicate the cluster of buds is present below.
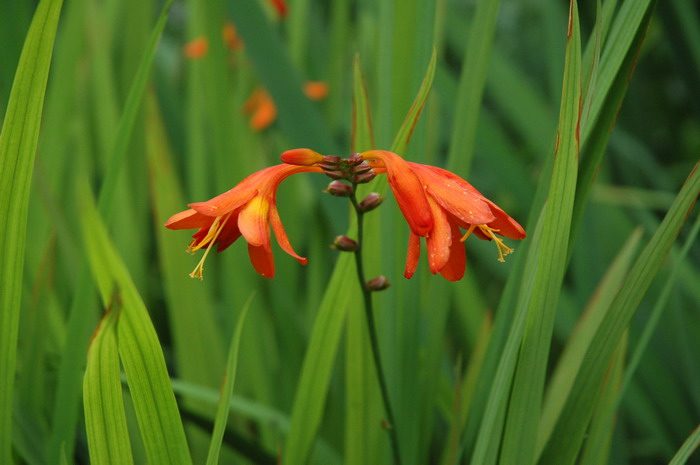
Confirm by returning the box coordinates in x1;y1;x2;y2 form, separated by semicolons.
281;149;377;184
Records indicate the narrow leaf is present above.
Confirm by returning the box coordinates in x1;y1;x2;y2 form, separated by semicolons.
390;48;437;156
446;0;501;176
540;162;700;464
0;0;63;461
83;299;134;465
80;181;192;464
669;424;700;465
499;2;582;464
206;294;253;465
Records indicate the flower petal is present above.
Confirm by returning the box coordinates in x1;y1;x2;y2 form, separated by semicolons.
269;204;308;265
361;150;433;236
486;202;527;239
238;196;270;247
189;181;259;217
248;243;275;278
165;209;215;230
216;211;242;252
439;221;466;281
404;232;421;279
411;163;495;225
425;196;451;274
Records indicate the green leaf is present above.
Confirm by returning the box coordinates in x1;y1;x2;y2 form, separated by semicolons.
80;181;192;464
496;2;582;464
669;424;700;465
282;255;355;464
390;48;437;156
351;55;376;154
48;1;175;459
83;298;134;465
206;294;253;465
344;56;383;465
537;228;643;458
540;162;700;464
0;0;63;461
446;0;501;176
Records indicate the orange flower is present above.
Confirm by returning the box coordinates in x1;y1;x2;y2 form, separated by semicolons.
360;150;526;281
243;82;329;131
304;81;329;100
165;164;321;279
222;21;243;51
268;0;288;17
243;88;278;131
183;36;209;59
359;150;433;237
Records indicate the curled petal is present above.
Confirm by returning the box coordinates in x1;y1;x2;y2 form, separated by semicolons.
269;204;308;265
404;232;421;279
238;196;270;247
439;221;466;281
361;150;433;236
425;196;451;274
248;243;275;278
165;209;215;230
486;202;527;239
411;163;495;225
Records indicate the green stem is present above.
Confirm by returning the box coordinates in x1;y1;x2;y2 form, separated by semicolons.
349;188;402;465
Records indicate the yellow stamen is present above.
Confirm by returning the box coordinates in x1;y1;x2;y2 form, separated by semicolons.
459;224;477;242
189;213;232;279
461;224;514;263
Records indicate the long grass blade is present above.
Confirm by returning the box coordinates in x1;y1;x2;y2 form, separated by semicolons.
446;0;501;176
669;424;700;465
0;0;63;461
205;294;253;465
489;2;581;464
80;181;192;464
540;162;700;464
83;299;134;465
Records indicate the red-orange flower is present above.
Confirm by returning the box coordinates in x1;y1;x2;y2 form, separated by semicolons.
243;83;330;131
183;36;209;59
360;150;526;281
165;164;321;279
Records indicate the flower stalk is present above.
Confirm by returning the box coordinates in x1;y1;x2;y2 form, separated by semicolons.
349;185;402;465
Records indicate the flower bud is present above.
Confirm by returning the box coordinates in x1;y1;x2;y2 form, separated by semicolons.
281;148;324;166
365;275;390;291
332;235;358;252
351;170;376;184
324;181;353;197
319;155;341;171
358;193;384;212
324;170;347;180
346;153;363;165
352;161;372;174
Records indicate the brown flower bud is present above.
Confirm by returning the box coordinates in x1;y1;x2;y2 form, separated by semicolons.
358;193;384;212
352;161;372;174
332;235;358;252
324;181;353;197
365;275;390;291
351;170;376;184
346;153;363;165
319;155;341;171
324;170;347;180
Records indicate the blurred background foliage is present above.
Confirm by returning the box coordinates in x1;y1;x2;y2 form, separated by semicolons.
1;0;699;464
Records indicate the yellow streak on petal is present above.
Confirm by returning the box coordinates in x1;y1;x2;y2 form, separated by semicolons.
189;212;232;279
